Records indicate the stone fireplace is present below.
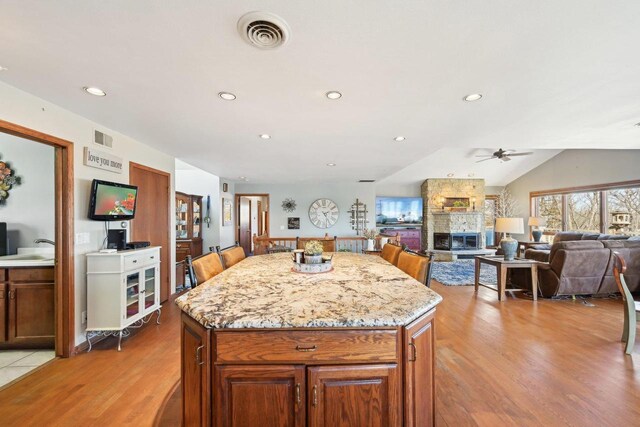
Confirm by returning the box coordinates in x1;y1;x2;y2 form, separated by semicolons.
421;178;486;251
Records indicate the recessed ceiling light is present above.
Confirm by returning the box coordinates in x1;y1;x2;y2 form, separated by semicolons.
239;176;246;180
447;173;454;177
219;92;237;101
326;91;342;100
0;66;7;72
394;136;406;142
327;163;336;167
463;93;482;102
83;86;106;97
259;134;271;140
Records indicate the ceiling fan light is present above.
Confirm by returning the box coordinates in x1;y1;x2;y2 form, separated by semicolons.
463;93;482;102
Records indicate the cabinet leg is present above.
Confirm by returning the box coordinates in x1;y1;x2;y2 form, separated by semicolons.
117;331;123;352
156;308;162;325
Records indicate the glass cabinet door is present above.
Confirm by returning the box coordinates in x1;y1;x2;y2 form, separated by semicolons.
192;198;201;238
125;272;141;320
143;267;157;310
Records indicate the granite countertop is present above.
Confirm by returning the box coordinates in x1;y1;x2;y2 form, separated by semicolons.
175;252;442;329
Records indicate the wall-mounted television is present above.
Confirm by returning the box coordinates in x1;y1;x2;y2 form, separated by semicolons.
376;197;423;227
88;179;138;221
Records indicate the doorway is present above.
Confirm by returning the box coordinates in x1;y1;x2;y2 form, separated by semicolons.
0;119;74;363
235;194;269;255
129;162;171;302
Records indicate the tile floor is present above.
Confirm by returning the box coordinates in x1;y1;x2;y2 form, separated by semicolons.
0;350;56;388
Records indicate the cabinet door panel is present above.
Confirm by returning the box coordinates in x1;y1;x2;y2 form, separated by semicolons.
404;309;435;427
182;313;211;427
308;364;400;427
215;365;305;427
7;283;55;344
0;283;5;343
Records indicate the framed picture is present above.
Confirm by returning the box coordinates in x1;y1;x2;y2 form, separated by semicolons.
222;198;232;226
288;217;300;230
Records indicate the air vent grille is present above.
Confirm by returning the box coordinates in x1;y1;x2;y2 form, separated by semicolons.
359;180;375;183
94;130;113;148
238;12;290;49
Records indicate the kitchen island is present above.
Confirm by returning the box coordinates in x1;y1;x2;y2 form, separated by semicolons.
176;252;442;427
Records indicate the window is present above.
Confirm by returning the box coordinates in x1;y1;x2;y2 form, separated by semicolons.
567;191;600;233
607;188;640;236
535;195;562;233
530;181;640;237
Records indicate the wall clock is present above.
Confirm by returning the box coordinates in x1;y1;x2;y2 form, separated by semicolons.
309;198;339;229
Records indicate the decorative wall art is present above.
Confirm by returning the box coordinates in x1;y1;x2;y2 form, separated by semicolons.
282;198;297;213
0;154;22;205
222;198;232;226
288;217;300;230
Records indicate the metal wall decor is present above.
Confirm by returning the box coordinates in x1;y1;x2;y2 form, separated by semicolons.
282;198;297;213
348;198;369;235
0;154;22;205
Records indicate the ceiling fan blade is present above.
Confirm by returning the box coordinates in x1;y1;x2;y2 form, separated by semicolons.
506;152;534;157
475;157;495;163
474;155;494;158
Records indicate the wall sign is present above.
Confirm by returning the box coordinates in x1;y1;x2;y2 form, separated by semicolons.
83;147;124;174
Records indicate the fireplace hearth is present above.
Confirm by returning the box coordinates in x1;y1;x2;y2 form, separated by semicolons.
434;233;481;251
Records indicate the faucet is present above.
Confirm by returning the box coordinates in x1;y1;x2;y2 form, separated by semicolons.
34;239;55;246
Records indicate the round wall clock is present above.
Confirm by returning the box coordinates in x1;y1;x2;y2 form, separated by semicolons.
309;198;339;229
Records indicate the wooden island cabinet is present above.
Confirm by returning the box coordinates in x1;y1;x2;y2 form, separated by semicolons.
177;252;441;427
181;309;436;427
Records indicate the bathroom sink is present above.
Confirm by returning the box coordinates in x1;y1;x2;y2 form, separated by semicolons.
0;248;55;267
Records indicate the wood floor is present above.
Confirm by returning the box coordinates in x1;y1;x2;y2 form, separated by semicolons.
0;284;638;426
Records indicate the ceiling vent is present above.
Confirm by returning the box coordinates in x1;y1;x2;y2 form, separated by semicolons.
237;11;290;49
94;130;113;148
359;180;376;183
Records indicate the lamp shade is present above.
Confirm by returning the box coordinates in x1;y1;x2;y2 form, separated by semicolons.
495;217;524;234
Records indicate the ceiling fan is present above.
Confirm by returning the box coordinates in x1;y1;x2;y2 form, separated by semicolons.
475;148;533;163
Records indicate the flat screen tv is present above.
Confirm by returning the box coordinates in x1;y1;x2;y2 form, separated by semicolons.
376;197;423;227
88;179;138;221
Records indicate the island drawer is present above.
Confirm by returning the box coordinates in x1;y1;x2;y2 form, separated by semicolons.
214;329;399;363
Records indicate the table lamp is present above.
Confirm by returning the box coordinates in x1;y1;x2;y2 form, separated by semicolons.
495;217;524;261
528;217;545;242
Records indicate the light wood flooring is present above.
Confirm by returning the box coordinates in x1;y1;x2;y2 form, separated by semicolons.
0;283;638;426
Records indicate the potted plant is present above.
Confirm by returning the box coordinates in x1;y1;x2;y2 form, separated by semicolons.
304;240;324;264
362;229;377;251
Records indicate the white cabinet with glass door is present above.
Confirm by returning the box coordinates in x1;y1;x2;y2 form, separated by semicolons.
86;246;162;351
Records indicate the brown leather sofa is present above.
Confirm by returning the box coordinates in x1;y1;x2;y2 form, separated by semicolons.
520;236;640;297
525;231;631;263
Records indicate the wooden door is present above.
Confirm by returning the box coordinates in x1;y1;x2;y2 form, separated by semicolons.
8;283;55;345
130;162;171;303
0;281;5;343
404;309;436;427
238;197;251;255
257;200;263;236
181;314;211;427
308;364;401;427
215;365;305;427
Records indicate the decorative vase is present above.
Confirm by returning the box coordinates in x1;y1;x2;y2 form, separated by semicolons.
532;229;542;242
305;254;322;264
367;239;375;251
500;236;518;261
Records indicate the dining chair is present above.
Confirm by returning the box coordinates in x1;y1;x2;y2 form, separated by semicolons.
613;251;639;354
216;242;246;269
297;235;337;252
186;251;224;287
397;250;429;284
381;242;403;266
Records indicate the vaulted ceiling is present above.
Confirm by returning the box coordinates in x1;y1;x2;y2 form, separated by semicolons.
1;1;638;184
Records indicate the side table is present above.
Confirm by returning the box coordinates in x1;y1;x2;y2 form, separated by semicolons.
475;255;539;301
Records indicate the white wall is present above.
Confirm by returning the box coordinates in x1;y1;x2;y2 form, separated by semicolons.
175;161;220;252
0;134;55;252
235;182;376;237
0;81;176;347
375;182;421;198
506;149;640;239
219;180;235;247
